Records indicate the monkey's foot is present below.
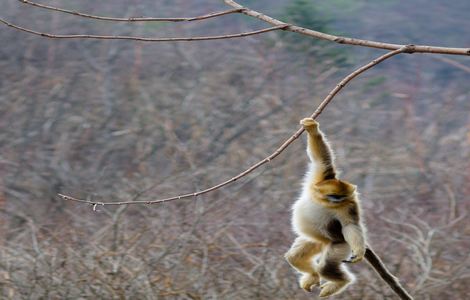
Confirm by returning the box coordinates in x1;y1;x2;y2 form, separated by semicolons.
319;280;350;298
300;118;319;131
299;273;320;292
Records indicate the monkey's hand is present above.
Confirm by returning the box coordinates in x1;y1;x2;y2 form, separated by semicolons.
300;118;319;133
343;247;365;264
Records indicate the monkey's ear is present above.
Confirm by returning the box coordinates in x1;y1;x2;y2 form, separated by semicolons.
351;184;357;193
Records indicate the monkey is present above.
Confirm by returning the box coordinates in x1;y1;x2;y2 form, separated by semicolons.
284;118;366;298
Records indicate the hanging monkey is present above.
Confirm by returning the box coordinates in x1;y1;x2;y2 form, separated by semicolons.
285;118;366;298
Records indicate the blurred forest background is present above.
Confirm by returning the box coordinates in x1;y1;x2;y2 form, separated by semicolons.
0;0;469;299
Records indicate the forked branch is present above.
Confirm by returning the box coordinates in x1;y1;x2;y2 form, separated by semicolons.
2;0;469;55
225;0;470;56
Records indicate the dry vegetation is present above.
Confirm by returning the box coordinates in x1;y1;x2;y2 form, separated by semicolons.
0;0;469;299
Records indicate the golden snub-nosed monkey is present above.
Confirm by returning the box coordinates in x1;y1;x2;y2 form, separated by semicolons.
285;118;366;298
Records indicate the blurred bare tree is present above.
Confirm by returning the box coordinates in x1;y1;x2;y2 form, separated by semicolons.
0;0;468;299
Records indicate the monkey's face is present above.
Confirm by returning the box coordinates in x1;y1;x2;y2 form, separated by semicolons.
312;179;357;206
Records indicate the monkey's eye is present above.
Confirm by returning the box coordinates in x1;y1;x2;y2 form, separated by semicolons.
326;194;347;202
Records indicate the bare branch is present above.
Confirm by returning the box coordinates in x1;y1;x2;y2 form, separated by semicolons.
8;0;470;55
364;247;413;300
58;46;410;207
0;19;287;42
224;0;470;56
18;0;243;22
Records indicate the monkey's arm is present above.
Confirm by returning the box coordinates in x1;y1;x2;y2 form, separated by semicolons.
342;222;366;263
300;118;336;182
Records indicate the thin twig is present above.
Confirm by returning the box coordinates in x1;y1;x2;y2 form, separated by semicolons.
432;56;470;73
224;0;470;56
0;19;287;42
18;0;243;22
58;46;410;207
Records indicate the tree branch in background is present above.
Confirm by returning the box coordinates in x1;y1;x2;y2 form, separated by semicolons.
18;0;243;22
224;0;470;56
0;18;287;42
432;56;470;73
58;45;410;207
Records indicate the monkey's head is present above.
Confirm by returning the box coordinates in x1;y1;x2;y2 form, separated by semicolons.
312;179;357;206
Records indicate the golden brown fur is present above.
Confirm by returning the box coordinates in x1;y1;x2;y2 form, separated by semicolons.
285;118;366;298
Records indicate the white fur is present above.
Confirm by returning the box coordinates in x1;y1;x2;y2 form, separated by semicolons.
292;162;335;240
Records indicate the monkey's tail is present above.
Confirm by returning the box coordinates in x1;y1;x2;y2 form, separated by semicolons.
364;247;413;300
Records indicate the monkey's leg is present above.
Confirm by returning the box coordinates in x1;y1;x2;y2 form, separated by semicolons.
285;237;322;292
317;242;354;298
